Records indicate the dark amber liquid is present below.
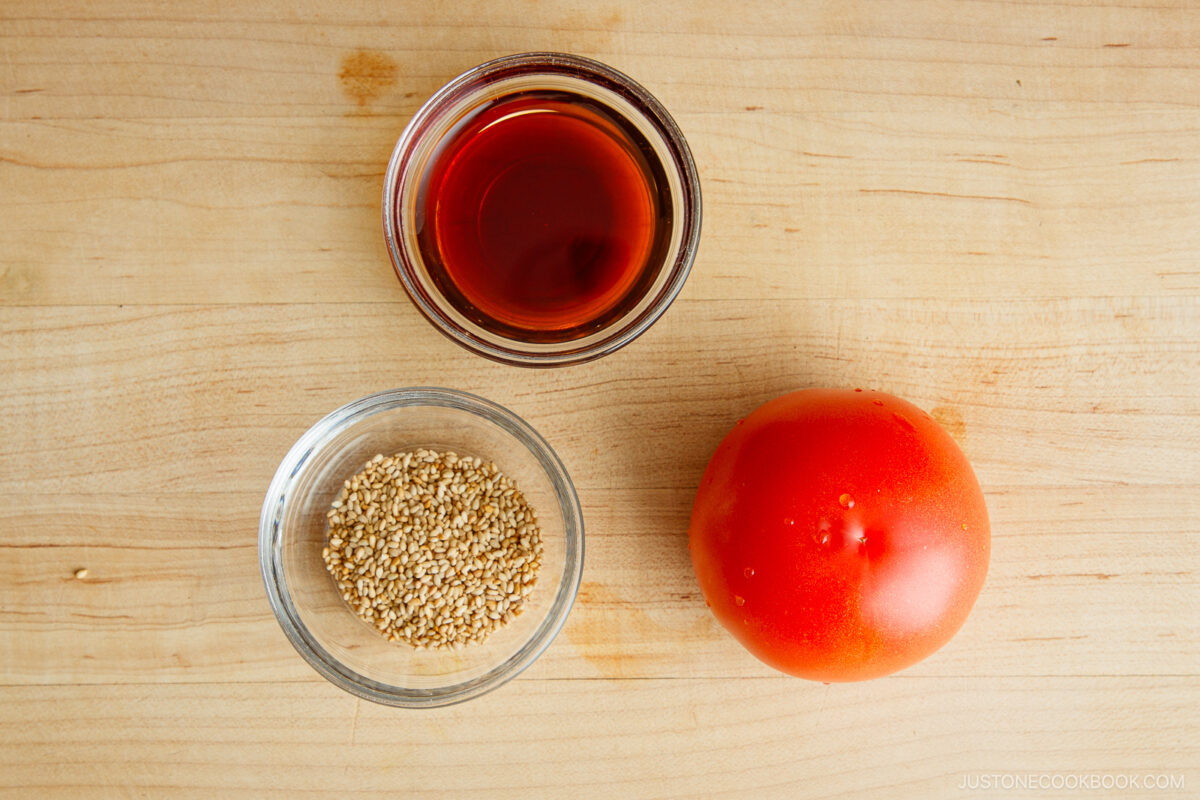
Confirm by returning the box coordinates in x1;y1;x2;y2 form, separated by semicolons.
416;90;672;342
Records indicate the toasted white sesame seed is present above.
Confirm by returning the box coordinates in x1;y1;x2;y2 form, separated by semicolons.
322;450;542;649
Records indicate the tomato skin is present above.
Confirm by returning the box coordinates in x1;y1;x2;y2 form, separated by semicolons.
688;389;990;681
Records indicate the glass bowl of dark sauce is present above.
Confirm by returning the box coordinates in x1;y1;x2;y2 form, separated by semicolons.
383;52;701;366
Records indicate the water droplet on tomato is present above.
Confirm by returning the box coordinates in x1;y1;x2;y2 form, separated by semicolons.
854;387;863;392
872;399;884;407
961;522;968;531
838;493;855;509
743;567;755;578
783;517;795;526
892;412;915;432
735;418;745;426
734;595;745;607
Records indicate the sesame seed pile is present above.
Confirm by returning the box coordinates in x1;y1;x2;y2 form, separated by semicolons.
322;449;543;649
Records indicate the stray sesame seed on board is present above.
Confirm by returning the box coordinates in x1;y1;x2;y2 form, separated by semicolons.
322;450;543;649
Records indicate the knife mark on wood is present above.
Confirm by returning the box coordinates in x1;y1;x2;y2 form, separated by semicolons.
860;188;1031;205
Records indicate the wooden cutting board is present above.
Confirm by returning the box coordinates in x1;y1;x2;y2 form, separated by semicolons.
1;2;1197;797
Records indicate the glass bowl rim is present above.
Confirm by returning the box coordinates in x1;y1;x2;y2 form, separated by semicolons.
258;386;585;708
381;51;703;367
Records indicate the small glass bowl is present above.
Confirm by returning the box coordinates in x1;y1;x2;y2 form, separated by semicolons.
259;388;584;707
382;52;702;367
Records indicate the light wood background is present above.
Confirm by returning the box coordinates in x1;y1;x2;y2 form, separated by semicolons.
2;2;1198;797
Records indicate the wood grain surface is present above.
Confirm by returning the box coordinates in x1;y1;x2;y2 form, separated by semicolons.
2;1;1198;798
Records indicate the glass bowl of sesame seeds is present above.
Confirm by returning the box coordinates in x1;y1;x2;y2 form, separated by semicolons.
259;387;584;707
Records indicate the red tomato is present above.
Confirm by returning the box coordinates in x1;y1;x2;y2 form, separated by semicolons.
688;389;990;681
